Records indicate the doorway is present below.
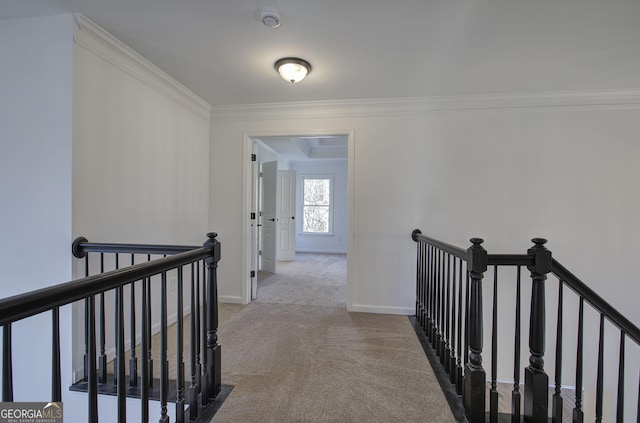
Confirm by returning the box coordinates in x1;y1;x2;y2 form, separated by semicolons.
243;131;354;308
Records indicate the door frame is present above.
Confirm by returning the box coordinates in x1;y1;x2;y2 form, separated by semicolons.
241;129;355;307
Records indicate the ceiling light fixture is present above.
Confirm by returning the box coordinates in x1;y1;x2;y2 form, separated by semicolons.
274;57;312;84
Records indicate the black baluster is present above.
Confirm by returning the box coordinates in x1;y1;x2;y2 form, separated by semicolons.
428;245;435;343
512;266;522;422
130;255;138;387
416;242;427;332
449;256;457;385
595;314;605;423
413;231;421;325
490;265;498;423
159;272;169;423
204;233;222;401
573;297;584;423
440;250;446;362
434;248;440;349
116;286;126;422
464;238;487;423
113;254;120;387
616;331;625;423
195;261;202;398
432;246;438;345
83;255;89;382
189;263;200;421
87;296;98;422
443;253;451;371
200;259;209;405
552;280;564;423
2;323;13;401
524;238;552;423
146;255;153;388
456;258;464;395
99;254;107;384
438;249;444;358
176;267;186;423
52;307;61;402
141;277;150;423
422;243;428;331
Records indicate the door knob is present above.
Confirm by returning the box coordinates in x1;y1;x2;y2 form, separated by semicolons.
269;218;275;222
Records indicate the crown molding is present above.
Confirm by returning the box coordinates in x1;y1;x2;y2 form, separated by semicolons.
211;89;640;122
73;14;211;121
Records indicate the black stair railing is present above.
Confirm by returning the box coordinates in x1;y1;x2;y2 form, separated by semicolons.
0;232;221;423
412;229;640;423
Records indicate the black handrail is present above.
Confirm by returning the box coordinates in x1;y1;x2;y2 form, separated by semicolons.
0;246;211;326
72;237;199;257
412;229;467;260
411;228;640;423
551;258;640;344
1;233;222;423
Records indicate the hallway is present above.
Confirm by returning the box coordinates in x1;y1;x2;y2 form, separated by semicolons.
207;253;456;421
256;253;346;308
212;301;457;422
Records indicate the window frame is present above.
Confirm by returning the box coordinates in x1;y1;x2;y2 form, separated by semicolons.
300;174;334;236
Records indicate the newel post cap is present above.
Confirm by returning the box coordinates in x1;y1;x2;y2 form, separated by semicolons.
204;232;221;263
527;238;552;274
467;238;487;274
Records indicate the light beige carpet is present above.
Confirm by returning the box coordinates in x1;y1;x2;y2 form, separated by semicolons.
256;253;347;308
139;253;457;421
212;302;457;423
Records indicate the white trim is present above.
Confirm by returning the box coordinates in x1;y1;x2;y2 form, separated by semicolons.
241;133;253;305
242;129;355;307
345;130;355;312
73;14;211;121
211;89;640;122
219;295;243;304
348;304;414;316
295;249;347;254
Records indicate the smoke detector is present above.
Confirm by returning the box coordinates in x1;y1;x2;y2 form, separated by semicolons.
260;7;281;29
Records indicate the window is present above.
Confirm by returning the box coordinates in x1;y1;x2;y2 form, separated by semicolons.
302;176;332;234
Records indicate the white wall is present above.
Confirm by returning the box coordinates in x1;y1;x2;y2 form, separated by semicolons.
70;16;211;421
211;96;640;322
0;12;74;402
290;160;348;253
210;95;640;419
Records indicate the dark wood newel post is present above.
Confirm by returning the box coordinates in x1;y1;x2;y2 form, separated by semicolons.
524;238;552;423
204;232;222;403
464;238;487;423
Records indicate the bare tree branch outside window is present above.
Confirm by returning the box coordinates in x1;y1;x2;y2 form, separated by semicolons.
303;178;330;233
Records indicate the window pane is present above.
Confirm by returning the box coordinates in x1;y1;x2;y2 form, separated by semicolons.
302;177;331;233
303;179;330;206
303;205;329;233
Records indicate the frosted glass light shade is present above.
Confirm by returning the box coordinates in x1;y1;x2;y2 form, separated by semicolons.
274;57;312;83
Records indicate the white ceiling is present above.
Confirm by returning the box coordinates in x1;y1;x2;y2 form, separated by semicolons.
2;0;640;107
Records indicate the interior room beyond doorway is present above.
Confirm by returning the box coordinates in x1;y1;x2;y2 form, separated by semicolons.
249;134;349;307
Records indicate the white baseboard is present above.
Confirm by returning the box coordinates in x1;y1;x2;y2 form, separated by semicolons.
219;295;243;304
348;304;414;315
295;249;347;254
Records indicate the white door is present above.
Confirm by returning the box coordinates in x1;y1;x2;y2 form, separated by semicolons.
261;161;278;273
277;170;296;261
